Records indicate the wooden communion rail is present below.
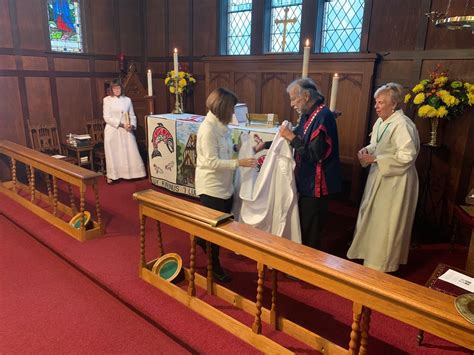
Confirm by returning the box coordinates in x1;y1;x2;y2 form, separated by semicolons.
0;140;103;242
133;189;474;354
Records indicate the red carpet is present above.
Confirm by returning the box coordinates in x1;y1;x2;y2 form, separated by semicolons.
0;178;471;354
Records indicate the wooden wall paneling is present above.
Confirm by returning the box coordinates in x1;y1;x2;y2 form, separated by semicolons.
0;77;24;144
192;0;218;56
119;0;143;57
21;56;48;71
53;58;90;72
25;77;54;125
425;0;474;50
0;55;16;70
56;77;93;136
234;73;257;113
192;79;207;115
260;73;288;119
146;0;167;58
15;0;46;51
168;1;190;55
374;60;414;87
94;60;118;73
207;72;232;94
89;0;116;54
0;0;13;47
367;0;423;52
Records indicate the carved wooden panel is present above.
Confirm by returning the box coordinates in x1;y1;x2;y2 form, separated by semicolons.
208;72;232;94
22;56;48;71
234;73;257;112
0;77;24;144
25;77;54;125
0;0;12;48
56;78;93;136
54;58;90;72
16;0;46;51
261;74;289;119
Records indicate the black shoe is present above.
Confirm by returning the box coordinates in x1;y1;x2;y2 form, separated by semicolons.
213;267;232;282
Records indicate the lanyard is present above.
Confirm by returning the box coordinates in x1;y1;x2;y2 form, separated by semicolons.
376;121;391;143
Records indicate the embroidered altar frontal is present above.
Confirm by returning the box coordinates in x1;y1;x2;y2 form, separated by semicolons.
146;113;277;197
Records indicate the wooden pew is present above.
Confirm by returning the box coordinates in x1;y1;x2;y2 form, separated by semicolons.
133;189;474;354
0;140;103;242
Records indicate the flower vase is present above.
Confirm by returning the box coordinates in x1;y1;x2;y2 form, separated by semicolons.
427;117;439;147
172;91;184;114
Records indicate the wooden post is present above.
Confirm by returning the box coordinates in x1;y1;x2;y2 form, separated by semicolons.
252;262;265;334
67;183;77;214
206;241;213;294
270;268;278;329
92;182;102;231
52;176;58;216
188;234;196;296
29;166;35;202
349;302;363;354
157;221;164;257
10;158;17;193
359;307;371;355
139;212;146;269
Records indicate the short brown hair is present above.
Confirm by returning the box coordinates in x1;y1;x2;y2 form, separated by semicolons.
206;88;238;124
109;78;125;97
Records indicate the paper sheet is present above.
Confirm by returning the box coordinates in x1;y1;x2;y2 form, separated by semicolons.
438;269;474;293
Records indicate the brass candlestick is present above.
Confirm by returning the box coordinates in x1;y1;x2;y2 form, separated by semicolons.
172;77;183;114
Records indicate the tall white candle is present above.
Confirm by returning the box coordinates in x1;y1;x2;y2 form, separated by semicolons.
147;69;153;97
329;73;339;111
302;39;310;78
173;48;179;78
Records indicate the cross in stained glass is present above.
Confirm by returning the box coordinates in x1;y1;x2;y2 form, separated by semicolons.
274;7;297;52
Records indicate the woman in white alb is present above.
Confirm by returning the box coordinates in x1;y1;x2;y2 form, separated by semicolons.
103;79;146;183
347;82;420;273
195;87;257;282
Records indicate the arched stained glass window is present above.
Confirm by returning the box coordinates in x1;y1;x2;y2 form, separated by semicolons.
269;0;302;53
226;0;252;55
47;0;84;53
320;0;364;53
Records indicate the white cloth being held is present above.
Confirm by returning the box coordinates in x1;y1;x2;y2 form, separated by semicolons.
235;121;301;243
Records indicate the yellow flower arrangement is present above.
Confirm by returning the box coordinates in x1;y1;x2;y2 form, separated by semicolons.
164;70;196;94
404;67;473;119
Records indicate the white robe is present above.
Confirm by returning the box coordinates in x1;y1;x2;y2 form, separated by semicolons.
347;110;420;272
234;124;301;243
103;95;146;180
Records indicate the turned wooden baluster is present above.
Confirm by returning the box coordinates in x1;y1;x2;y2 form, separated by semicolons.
206;241;213;294
358;307;371;355
92;182;102;229
139;213;147;268
10;158;17;193
45;174;53;206
252;262;265;334
79;186;86;231
270;268;278;329
52;176;58;216
188;234;196;296
29;166;35;202
157;221;164;257
348;302;363;354
67;184;77;214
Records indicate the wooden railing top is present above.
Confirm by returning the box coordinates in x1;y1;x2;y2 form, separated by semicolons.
0;140;101;183
133;189;474;350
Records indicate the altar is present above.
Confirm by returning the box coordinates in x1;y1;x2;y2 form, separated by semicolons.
146;113;277;197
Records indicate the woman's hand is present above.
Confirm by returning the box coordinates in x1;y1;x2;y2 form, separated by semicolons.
253;142;266;153
358;151;376;165
238;158;257;168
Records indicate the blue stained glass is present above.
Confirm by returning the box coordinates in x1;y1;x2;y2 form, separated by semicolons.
47;0;84;53
227;0;252;55
270;0;302;53
321;0;364;53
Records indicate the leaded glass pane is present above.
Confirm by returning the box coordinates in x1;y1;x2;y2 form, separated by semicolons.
227;0;252;55
321;0;364;53
270;0;302;53
47;0;83;53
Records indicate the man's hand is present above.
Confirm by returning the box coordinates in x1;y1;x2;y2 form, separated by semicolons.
279;125;295;141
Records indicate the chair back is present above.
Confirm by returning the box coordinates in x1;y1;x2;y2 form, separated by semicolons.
246;113;279;126
86;119;105;145
27;120;63;155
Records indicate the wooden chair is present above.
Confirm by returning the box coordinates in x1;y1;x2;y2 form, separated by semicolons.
27;120;76;164
246;113;279;126
86;119;106;174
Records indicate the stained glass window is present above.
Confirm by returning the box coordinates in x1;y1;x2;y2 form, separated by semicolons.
269;0;302;53
227;0;252;55
47;0;84;53
320;0;364;53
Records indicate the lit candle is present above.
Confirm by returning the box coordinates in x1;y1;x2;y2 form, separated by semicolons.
147;69;153;97
329;73;339;111
302;39;310;78
173;48;179;78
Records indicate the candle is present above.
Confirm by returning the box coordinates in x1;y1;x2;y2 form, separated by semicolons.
173;48;179;78
302;39;310;78
329;73;339;111
147;69;153;97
